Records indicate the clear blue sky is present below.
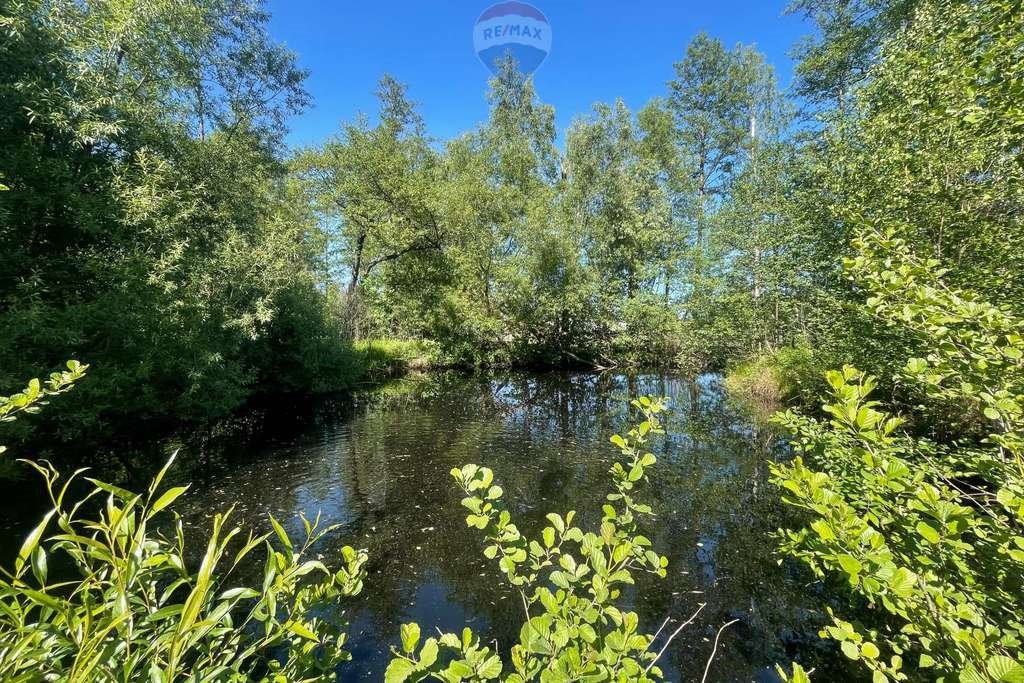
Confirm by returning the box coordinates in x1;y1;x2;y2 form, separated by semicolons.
267;1;811;149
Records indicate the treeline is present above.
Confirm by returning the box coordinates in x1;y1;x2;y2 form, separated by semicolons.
0;0;362;444
1;0;815;443
4;0;1021;455
2;0;1021;425
289;0;1023;408
293;37;802;371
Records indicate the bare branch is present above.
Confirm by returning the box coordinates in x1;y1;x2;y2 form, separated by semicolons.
643;602;707;674
700;618;740;683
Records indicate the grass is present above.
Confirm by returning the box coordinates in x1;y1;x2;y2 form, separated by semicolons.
350;338;437;382
724;345;821;407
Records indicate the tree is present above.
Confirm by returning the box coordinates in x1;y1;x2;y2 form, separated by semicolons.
292;76;445;338
562;100;680;361
665;33;792;369
0;0;345;444
787;0;919;108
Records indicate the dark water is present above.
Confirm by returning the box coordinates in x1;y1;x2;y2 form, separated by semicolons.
0;370;841;680
168;371;834;681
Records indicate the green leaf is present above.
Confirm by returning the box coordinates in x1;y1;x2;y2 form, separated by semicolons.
776;663;811;683
841;640;860;660
288;620;320;642
385;657;416;683
916;521;940;544
545;513;564;534
30;546;47;585
85;478;134;502
905;357;928;374
268;515;292;551
520;616;552;655
549;570;571;589
987;655;1024;682
16;510;55;575
150;486;189;515
466;514;489;529
888;567;916;596
479;654;502;679
837;554;862;576
962;664;989;683
418;638;439;668
400;622;421;654
219;587;260;601
448;661;474;678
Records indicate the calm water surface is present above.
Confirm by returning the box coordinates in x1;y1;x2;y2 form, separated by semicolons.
1;370;841;680
169;371;834;681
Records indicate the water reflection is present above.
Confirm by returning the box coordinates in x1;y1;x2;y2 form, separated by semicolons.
169;371;834;681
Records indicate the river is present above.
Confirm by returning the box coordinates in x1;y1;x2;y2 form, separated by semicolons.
0;370;842;680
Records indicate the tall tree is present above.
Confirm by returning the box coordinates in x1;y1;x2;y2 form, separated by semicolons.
787;0;919;109
665;33;791;368
0;0;338;443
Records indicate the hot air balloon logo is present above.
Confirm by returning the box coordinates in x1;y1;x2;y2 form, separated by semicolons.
473;2;551;75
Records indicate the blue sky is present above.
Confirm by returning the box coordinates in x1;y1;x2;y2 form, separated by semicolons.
267;1;811;149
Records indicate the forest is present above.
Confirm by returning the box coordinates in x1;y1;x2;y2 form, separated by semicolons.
1;0;1022;680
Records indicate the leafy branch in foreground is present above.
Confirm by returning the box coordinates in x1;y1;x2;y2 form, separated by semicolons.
386;397;728;682
0;360;87;458
0;450;368;682
770;227;1024;682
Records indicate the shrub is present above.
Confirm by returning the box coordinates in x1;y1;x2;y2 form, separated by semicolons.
0;365;369;682
352;338;437;381
725;345;820;406
770;229;1024;681
385;397;733;682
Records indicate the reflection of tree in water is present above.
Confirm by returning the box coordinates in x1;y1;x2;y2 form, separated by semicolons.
172;371;838;681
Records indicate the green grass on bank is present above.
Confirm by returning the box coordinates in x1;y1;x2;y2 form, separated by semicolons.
723;345;822;406
348;338;438;383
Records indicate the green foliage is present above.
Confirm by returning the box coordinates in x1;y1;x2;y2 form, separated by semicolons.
725;345;822;406
351;339;438;381
0;450;368;682
0;361;87;480
385;397;708;682
291;37;814;373
786;0;919;106
771;228;1024;680
784;0;1024;392
767;1;1024;678
848;0;1024;307
1;361;86;441
3;0;1022;677
775;661;813;683
0;0;347;444
664;33;809;372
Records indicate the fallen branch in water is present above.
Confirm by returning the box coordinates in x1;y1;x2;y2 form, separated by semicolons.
701;618;740;683
644;602;707;675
